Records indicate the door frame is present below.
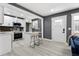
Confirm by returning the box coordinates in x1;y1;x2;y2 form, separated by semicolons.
51;15;67;42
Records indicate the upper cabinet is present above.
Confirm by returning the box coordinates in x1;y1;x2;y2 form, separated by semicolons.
0;6;4;24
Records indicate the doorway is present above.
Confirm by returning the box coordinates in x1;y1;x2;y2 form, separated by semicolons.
26;23;30;32
51;15;67;42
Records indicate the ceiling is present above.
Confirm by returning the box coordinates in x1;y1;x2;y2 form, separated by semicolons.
18;3;79;16
0;3;43;19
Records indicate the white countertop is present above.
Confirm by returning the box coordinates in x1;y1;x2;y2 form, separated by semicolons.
0;31;13;34
25;32;40;33
24;32;40;34
24;32;40;36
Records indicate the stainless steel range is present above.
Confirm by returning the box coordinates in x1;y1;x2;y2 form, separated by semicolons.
13;23;24;40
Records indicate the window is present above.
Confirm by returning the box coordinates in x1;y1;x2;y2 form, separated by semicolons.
54;19;62;25
73;15;79;32
2;15;16;26
32;20;38;29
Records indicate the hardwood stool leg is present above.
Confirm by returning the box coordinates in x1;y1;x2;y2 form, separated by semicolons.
30;36;35;48
39;38;43;44
35;35;40;46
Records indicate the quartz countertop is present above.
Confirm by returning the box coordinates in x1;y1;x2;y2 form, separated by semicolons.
24;32;40;34
23;32;40;36
0;31;13;34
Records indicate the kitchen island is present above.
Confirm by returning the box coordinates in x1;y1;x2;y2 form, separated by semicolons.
23;32;40;46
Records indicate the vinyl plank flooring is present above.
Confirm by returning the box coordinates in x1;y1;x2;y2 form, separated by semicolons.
3;39;72;56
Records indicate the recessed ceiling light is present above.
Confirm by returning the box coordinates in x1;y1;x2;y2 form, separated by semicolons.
51;9;54;12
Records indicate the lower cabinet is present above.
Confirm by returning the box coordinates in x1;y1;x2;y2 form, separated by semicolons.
0;33;11;55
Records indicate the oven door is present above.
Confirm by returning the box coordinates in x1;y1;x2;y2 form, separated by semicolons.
14;33;22;40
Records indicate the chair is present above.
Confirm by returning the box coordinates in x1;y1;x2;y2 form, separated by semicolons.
69;35;79;56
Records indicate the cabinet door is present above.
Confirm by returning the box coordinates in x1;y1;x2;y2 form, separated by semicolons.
0;7;4;24
0;34;11;55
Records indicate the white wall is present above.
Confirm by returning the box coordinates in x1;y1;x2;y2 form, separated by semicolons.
0;6;4;24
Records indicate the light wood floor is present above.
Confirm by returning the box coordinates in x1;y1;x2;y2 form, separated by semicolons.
3;39;72;56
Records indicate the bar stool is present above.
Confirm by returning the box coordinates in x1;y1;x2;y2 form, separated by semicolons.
30;35;36;48
35;34;40;46
30;33;41;48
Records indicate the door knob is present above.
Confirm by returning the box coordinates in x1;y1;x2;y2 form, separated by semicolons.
63;28;65;33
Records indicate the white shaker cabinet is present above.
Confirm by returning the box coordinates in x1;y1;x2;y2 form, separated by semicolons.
0;7;4;24
0;32;12;55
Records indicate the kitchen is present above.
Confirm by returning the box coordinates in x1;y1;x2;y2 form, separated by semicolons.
2;3;79;56
0;3;43;55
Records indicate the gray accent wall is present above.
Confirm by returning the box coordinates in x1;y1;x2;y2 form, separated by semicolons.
43;8;79;41
38;19;41;32
66;13;71;42
43;17;51;39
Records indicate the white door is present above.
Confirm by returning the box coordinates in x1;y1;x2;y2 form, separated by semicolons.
51;15;66;42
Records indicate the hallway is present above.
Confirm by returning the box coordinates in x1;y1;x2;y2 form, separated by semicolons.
3;39;72;56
